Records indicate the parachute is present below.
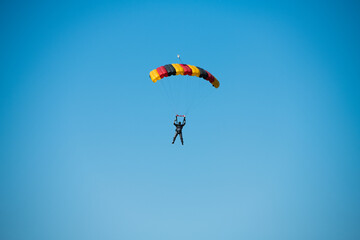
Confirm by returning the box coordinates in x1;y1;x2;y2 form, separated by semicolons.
149;64;220;88
149;59;220;115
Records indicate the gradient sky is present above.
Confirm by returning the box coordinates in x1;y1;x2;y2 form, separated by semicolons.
1;1;360;239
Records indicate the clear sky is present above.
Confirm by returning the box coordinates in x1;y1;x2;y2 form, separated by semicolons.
1;0;359;239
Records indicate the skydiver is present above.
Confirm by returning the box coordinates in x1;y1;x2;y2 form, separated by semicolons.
172;115;186;145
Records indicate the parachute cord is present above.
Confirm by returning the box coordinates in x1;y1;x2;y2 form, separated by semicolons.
184;75;196;115
184;76;198;115
166;79;177;114
188;87;215;115
186;76;196;115
185;77;215;116
185;76;190;115
168;77;178;114
159;78;177;114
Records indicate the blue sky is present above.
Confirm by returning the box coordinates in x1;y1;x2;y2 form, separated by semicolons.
1;0;359;239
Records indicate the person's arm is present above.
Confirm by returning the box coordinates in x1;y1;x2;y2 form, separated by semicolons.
183;117;186;126
174;116;177;125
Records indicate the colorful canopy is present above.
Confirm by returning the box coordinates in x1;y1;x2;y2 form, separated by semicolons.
149;64;220;88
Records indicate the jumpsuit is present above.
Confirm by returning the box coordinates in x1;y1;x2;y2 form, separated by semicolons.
172;119;186;145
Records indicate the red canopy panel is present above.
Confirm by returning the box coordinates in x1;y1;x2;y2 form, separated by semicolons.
156;66;168;78
180;64;192;76
205;70;214;83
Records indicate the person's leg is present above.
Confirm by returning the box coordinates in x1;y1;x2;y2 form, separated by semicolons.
180;132;184;145
172;132;178;144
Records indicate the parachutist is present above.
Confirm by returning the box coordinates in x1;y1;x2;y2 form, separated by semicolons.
172;115;186;145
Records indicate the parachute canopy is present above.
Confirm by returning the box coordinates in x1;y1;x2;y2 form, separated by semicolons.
149;64;220;88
